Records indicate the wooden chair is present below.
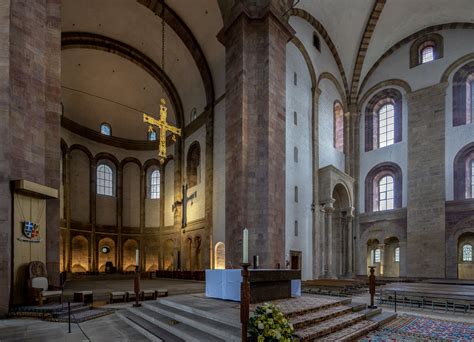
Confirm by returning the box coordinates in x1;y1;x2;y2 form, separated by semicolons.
28;261;63;306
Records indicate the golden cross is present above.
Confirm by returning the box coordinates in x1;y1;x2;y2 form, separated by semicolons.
143;99;181;163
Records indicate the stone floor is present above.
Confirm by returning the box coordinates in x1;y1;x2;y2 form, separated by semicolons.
2;280;474;341
0;314;150;342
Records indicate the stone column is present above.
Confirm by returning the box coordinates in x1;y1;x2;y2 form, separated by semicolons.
323;200;335;278
311;87;321;279
219;0;294;268
345;207;355;277
90;163;97;272
205;110;214;269
399;241;407;277
116;165;123;272
64;153;72;273
139;168;145;268
406;83;447;278
159;165;165;270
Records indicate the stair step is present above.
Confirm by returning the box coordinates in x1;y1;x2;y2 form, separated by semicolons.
117;310;183;342
290;305;353;329
294;312;365;341
143;302;241;341
368;311;397;326
361;307;382;319
317;319;378;341
348;302;367;312
275;297;349;318
158;297;241;328
130;307;226;342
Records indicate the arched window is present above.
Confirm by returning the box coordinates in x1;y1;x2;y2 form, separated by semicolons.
374;248;381;263
466;75;474;124
100;123;111;136
471;160;474;198
187;142;201;188
420;44;434;64
333;101;344;152
394;247;400;263
453;143;474;200
463;244;473;262
190;108;197;122
378;104;395;148
453;62;474;126
150;170;160;199
148;130;157;141
410;34;443;68
365;162;402;212
377;175;394;211
365;89;402;152
97;164;113;196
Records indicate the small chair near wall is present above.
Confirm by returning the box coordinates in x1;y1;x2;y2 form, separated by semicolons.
28;261;63;306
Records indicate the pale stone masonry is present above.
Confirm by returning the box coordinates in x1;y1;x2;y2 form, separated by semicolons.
406;83;448;278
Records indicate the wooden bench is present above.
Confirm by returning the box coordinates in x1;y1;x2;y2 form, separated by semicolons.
109;291;126;303
126;291;138;302
74;291;93;304
156;289;168;297
141;289;157;301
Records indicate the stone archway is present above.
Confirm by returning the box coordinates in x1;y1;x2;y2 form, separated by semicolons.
324;183;354;278
71;235;89;273
458;232;474;280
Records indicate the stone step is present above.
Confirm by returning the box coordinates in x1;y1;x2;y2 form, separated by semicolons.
276;296;351;318
289;305;353;330
293;312;365;341
117;310;182;342
158;297;241;328
129;306;226;342
368;311;397;326
143;302;241;342
317;319;378;341
360;307;383;319
348;302;367;312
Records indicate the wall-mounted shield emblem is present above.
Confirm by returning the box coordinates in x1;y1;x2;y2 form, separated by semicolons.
23;221;39;239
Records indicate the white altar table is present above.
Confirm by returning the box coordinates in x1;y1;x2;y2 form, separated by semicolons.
205;269;301;302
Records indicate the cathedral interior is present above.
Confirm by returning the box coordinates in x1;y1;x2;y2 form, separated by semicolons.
1;0;474;340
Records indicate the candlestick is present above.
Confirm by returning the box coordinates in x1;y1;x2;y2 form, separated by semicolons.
136;248;139;267
243;228;248;264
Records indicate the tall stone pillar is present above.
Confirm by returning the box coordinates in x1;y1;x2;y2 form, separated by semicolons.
406;83;447;278
345;207;355;277
0;0;61;314
311;88;321;279
323;200;335;278
219;1;294;268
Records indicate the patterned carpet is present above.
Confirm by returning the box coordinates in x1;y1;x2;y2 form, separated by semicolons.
359;314;474;341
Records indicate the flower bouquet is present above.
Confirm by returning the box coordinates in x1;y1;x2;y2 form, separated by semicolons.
248;303;295;342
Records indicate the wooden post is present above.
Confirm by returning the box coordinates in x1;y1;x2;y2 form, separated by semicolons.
368;266;377;308
133;265;141;307
240;263;250;342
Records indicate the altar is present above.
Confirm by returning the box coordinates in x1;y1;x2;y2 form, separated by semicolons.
205;269;301;303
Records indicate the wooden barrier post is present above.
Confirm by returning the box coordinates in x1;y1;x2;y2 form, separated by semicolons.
240;263;250;342
368;266;377;308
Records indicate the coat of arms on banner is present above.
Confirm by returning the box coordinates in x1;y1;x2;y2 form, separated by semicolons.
23;221;39;239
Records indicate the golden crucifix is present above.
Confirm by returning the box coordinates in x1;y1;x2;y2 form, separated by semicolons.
143;99;181;163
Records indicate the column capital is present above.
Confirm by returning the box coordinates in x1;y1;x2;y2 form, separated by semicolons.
322;199;336;213
217;0;295;45
344;206;356;218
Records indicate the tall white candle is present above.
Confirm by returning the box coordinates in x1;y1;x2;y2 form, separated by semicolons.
243;228;248;263
136;249;139;267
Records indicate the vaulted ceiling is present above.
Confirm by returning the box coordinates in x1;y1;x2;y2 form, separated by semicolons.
61;0;474;140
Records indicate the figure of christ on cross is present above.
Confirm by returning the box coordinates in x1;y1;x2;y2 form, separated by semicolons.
172;184;197;228
143;98;181;163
